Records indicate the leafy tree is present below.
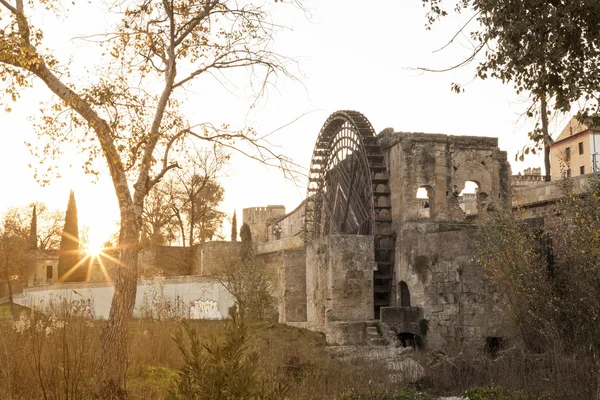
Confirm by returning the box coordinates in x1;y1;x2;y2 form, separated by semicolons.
0;0;300;390
421;0;600;181
476;177;600;397
231;210;238;242
224;223;275;321
240;222;253;261
0;207;33;319
28;202;63;251
144;148;227;246
57;190;82;281
142;178;179;246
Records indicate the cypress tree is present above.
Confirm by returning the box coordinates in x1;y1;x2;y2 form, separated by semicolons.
29;204;37;250
231;211;238;242
57;191;83;281
239;223;252;262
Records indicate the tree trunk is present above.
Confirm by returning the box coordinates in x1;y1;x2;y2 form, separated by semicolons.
3;255;16;320
98;210;140;398
188;204;195;247
541;95;551;182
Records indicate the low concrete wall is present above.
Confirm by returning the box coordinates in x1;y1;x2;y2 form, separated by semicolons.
513;173;594;207
256;236;304;255
17;276;235;320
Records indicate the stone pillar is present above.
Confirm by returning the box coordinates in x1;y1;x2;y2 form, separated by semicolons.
277;249;307;323
305;235;375;344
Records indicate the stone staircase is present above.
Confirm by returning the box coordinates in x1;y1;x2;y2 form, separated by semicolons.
365;321;401;347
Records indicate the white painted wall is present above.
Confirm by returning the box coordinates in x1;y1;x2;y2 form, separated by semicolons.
590;134;600;173
16;276;235;320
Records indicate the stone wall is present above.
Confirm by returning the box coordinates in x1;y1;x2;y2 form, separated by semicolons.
305;235;375;344
275;249;307;323
381;132;511;225
242;205;286;244
138;246;191;276
394;221;511;348
266;200;305;242
191;241;242;276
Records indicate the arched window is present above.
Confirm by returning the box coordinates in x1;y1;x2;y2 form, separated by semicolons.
416;186;434;218
399;280;411;307
458;181;481;215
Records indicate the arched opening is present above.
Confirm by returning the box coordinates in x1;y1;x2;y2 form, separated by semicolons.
458;181;480;215
399;280;411;307
397;332;424;349
416;186;434;218
485;336;504;358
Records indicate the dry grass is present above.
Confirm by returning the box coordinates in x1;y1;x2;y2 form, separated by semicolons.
412;345;597;399
0;309;596;399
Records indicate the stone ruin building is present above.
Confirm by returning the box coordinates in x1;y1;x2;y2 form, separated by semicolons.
247;110;514;349
21;110;593;350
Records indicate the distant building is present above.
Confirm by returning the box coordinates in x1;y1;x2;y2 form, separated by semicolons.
550;117;600;180
511;167;544;187
242;205;286;244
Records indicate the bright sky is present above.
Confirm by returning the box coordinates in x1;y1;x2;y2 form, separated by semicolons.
0;1;574;246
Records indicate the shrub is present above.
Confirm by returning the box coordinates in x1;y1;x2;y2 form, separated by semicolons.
169;307;288;400
462;385;541;400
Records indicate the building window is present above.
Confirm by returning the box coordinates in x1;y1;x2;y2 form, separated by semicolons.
565;147;571;161
579;142;584;155
46;265;53;279
580;166;585;175
567;168;572;178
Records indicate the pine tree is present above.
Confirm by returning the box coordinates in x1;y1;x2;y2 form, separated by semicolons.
231;210;238;242
57;191;83;281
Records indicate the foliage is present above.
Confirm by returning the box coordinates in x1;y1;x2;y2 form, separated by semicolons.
462;386;541;400
422;0;600;180
339;388;432;400
57;191;82;282
231;210;238;242
144;148;227;246
422;0;600;116
240;223;253;261
0;0;301;388
29;202;63;251
169;307;289;400
0;207;34;318
224;223;275;321
9;296;97;400
476;175;600;359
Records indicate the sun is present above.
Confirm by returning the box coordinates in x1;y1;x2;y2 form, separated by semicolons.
86;231;105;257
87;241;103;257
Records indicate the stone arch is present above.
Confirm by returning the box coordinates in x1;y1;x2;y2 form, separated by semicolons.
399;280;411;307
416;185;435;219
453;161;493;197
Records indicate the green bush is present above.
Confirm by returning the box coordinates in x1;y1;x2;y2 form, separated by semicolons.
339;387;432;400
462;385;541;400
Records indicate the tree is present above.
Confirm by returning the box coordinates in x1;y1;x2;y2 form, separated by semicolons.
421;0;600;181
231;210;238;242
142;179;179;246
0;1;300;391
171;149;227;246
223;223;275;321
239;222;253;261
476;177;600;398
0;207;33;319
57;190;82;281
144;148;227;246
29;202;63;251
